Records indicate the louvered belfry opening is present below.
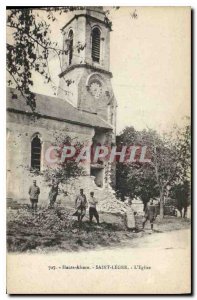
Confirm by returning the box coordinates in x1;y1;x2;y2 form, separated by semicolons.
68;30;74;65
31;135;41;171
92;27;101;63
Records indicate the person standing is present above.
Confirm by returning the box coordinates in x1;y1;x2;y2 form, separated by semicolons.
74;189;87;222
28;180;40;211
124;199;136;231
48;179;59;208
89;192;99;224
142;199;157;230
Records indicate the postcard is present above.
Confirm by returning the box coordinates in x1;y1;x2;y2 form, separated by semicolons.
6;6;191;294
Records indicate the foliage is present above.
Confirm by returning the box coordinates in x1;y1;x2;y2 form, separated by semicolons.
116;121;191;217
149;121;191;217
6;7;113;110
43;132;86;184
170;180;191;216
116;127;159;207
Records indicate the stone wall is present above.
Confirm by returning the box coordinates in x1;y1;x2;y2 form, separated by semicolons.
61;10;110;73
7;111;94;201
58;67;115;122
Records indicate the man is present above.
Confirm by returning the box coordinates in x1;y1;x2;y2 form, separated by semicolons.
142;199;157;230
28;180;40;211
89;192;99;224
48;179;59;208
74;189;87;222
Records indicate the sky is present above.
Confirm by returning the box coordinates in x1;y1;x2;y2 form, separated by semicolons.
18;7;191;134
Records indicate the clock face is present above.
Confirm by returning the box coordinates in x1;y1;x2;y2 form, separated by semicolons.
89;81;102;99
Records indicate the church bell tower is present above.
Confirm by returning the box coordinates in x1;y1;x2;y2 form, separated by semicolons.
58;6;116;129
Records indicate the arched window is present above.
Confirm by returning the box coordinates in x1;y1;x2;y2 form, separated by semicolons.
68;30;74;65
92;27;101;63
31;134;41;171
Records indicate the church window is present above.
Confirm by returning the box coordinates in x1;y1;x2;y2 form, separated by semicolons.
68;30;74;65
92;27;101;63
31;134;41;171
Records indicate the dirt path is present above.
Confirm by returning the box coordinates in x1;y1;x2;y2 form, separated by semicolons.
118;228;190;250
7;228;191;294
7;206;191;252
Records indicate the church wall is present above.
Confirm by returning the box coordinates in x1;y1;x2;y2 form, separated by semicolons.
58;68;84;107
61;14;110;72
78;69;113;120
62;16;86;68
7;111;95;202
84;18;110;71
6;8;117;206
58;67;115;122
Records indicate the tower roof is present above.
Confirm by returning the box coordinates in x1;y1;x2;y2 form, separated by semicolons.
61;6;106;31
86;6;104;13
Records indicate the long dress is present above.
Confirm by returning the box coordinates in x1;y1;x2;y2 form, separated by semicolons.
125;206;136;229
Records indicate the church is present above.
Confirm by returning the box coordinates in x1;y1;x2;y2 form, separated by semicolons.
7;7;117;204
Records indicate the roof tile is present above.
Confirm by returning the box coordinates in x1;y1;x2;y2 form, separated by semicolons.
7;88;112;130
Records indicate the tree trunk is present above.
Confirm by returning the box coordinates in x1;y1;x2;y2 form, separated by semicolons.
160;191;164;218
183;207;187;218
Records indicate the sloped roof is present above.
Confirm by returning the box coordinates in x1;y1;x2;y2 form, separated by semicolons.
6;88;112;130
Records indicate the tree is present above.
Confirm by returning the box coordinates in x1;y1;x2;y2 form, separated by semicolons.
116;121;191;218
149;121;191;218
135;165;160;211
43;133;86;188
170;180;190;217
6;7;113;110
116;127;159;207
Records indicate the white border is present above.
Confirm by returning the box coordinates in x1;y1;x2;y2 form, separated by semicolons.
1;0;195;298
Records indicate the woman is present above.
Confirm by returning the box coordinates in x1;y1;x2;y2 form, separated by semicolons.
124;199;136;232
